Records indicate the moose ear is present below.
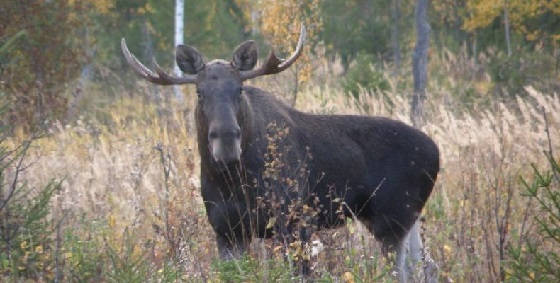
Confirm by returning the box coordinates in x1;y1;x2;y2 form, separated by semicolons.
232;40;258;71
176;45;205;74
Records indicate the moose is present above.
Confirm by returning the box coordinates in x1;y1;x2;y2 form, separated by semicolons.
121;26;439;281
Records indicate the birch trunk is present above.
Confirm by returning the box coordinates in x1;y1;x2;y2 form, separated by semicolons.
504;0;512;57
174;0;184;100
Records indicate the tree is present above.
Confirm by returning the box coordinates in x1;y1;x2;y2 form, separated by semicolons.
504;0;512;56
0;0;88;130
411;0;430;128
90;0;248;87
410;4;439;281
258;0;322;105
174;0;185;100
463;0;560;55
430;0;470;53
319;0;398;70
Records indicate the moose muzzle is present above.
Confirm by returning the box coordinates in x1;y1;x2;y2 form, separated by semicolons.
208;123;242;164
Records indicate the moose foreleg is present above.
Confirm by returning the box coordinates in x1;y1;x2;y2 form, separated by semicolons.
216;234;248;260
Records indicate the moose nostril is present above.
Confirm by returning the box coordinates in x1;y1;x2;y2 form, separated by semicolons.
209;131;218;140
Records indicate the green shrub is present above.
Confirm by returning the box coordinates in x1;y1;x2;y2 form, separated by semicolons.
488;51;555;97
0;91;60;280
341;53;390;100
212;255;297;282
507;155;560;281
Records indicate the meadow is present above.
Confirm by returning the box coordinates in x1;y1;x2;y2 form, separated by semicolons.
2;50;559;282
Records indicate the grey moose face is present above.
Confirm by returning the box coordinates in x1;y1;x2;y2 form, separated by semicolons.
176;42;258;164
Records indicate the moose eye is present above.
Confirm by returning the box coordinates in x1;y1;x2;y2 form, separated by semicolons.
196;90;202;100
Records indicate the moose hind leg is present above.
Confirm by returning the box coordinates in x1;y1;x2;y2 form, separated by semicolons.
409;219;440;283
406;220;423;275
379;237;408;283
369;214;413;283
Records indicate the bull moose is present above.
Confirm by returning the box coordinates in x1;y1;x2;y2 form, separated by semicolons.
121;26;439;281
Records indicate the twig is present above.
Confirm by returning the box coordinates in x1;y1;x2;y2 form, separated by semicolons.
54;211;69;283
0;139;32;212
542;108;559;183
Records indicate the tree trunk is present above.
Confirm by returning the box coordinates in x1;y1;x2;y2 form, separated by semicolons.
411;2;439;281
473;32;478;66
504;0;512;57
411;0;430;129
174;0;185;100
554;39;559;74
391;0;401;76
251;9;259;36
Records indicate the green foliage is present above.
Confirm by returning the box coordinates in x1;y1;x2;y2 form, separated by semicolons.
212;255;297;282
341;53;390;100
0;91;60;279
320;0;410;69
94;0;247;68
62;223;105;282
104;228;150;283
60;221;184;282
507;156;560;281
0;1;86;129
488;50;556;96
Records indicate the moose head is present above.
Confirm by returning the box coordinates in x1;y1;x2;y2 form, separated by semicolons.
121;26;306;164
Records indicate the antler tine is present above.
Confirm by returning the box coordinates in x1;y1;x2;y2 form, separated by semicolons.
240;25;306;81
278;25;306;71
121;38;196;85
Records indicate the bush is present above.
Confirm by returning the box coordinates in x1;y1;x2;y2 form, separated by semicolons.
507;155;560;281
212;255;297;282
0;91;60;280
488;50;556;97
1;1;87;130
341;53;390;100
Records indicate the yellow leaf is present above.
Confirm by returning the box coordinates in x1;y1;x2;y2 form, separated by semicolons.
343;271;355;283
108;215;116;228
443;244;453;256
348;223;355;234
266;217;276;229
273;245;283;254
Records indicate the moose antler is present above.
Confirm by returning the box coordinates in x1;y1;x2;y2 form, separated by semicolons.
121;38;197;85
240;25;306;81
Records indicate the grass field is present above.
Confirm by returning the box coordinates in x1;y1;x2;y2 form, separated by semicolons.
2;54;560;282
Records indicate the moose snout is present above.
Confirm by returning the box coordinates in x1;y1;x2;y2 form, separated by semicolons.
208;125;242;164
208;127;241;141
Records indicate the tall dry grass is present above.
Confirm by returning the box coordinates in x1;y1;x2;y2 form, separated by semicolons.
8;55;560;281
